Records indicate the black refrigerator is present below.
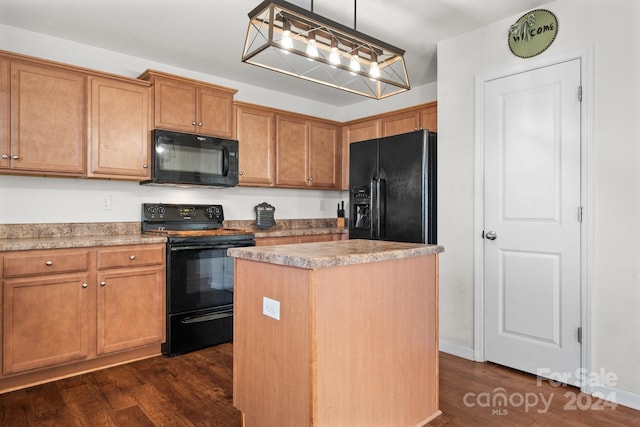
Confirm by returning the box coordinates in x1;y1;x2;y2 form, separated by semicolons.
349;129;437;244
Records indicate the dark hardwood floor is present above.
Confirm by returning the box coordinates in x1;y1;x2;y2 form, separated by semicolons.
1;344;638;426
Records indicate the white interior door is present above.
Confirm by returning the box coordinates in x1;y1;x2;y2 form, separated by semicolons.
483;59;582;385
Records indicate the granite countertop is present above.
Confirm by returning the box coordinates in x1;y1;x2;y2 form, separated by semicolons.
228;239;444;269
0;234;167;252
0;222;166;252
0;220;347;252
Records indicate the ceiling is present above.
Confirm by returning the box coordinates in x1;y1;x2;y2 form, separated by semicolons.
0;0;549;106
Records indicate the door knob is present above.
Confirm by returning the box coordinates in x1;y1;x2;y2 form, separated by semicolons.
485;231;497;240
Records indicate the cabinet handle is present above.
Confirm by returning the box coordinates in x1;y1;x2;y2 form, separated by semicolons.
45;261;53;266
12;155;19;160
82;283;88;288
143;164;148;169
1;154;8;159
239;171;243;176
309;177;314;181
130;255;136;260
100;281;107;286
192;121;197;126
198;122;203;127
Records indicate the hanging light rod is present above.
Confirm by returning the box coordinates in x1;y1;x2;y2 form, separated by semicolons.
242;0;410;99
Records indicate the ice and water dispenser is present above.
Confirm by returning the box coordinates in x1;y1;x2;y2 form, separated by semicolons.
349;186;371;237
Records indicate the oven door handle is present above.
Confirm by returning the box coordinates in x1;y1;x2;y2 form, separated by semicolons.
169;243;253;252
180;309;234;324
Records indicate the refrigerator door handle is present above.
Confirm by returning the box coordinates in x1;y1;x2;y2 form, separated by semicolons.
370;178;378;239
377;178;386;240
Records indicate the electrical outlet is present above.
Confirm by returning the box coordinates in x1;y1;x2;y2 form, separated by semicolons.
100;195;112;210
262;297;280;320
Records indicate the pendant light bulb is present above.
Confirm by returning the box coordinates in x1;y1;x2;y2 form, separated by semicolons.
349;53;361;75
306;34;318;59
281;20;293;53
369;59;380;79
329;38;340;66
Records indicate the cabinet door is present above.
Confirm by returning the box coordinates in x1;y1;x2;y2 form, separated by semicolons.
198;87;234;138
96;267;165;355
10;61;86;175
344;119;380;143
275;114;308;187
381;110;419;137
236;104;275;186
3;274;92;374
88;77;151;179
0;59;8;169
153;77;197;133
341;119;380;190
419;103;437;131
308;120;339;188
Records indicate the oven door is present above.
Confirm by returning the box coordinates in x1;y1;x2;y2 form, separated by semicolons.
168;242;240;315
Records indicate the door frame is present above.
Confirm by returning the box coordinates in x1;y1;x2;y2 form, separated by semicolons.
473;45;594;393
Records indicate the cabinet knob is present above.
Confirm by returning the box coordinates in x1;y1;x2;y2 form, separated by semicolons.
1;154;8;159
82;283;88;288
239;171;244;176
12;155;19;160
198;122;203;127
45;261;53;266
130;255;136;260
192;121;197;126
309;177;314;181
143;164;148;169
100;281;107;286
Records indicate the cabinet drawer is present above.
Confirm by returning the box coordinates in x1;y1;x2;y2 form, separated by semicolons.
97;244;165;269
3;250;90;278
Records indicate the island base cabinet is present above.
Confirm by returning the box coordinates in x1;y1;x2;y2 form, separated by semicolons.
233;255;440;427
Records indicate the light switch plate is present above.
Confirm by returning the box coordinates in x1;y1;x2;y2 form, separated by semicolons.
262;297;280;320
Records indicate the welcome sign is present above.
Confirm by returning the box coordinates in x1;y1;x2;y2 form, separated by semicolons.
508;9;558;58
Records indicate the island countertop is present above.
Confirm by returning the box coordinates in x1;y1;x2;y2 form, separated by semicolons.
227;239;444;269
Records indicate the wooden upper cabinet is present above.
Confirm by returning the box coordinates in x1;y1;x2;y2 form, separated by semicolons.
419;102;438;131
0;59;8;169
235;103;276;186
381;110;420;137
308;119;340;188
88;77;151;180
343;118;380;144
276;114;308;187
139;70;236;138
276;113;340;189
9;61;86;175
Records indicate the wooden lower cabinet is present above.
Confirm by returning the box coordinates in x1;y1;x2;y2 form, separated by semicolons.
0;244;165;392
256;233;345;246
96;267;165;355
3;272;93;374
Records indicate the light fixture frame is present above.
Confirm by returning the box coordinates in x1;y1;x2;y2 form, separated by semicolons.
242;0;410;99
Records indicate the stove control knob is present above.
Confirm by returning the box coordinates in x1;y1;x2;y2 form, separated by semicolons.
148;207;156;215
206;207;219;218
157;207;165;215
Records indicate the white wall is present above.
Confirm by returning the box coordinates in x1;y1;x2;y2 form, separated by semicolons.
0;24;436;224
438;0;640;405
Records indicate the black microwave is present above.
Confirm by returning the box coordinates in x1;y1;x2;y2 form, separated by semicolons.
141;130;239;188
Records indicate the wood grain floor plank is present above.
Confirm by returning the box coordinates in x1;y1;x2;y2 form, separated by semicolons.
0;344;638;426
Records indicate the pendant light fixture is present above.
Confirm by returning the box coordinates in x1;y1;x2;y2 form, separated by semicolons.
242;0;410;99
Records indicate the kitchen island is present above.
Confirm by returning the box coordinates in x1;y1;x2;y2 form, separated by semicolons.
228;239;444;427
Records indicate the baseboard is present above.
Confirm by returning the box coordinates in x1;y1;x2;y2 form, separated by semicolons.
439;340;474;360
589;383;640;411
